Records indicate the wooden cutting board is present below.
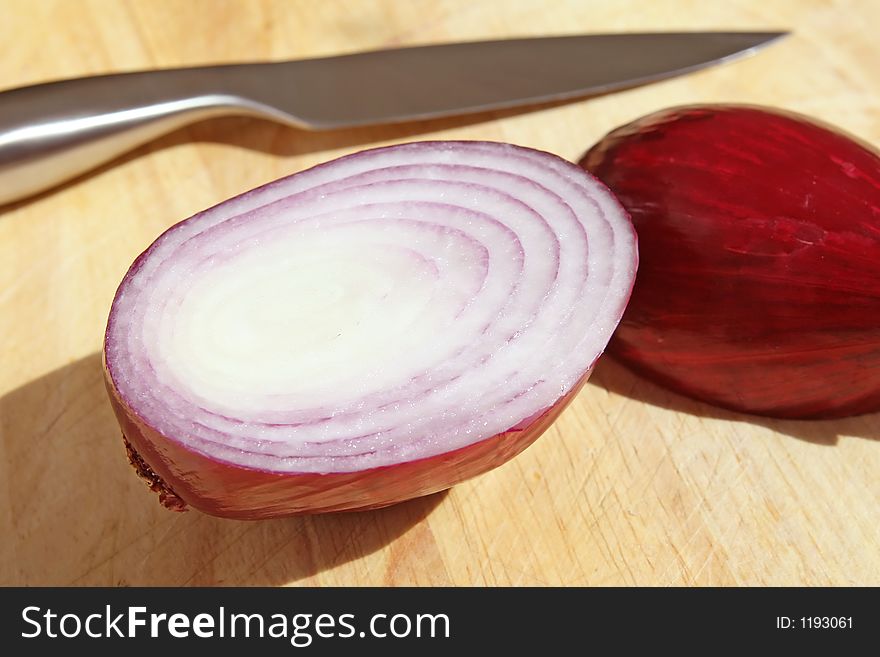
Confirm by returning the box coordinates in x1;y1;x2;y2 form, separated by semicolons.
2;0;878;586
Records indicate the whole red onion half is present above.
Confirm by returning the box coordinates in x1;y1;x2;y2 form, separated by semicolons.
104;141;637;518
582;105;880;419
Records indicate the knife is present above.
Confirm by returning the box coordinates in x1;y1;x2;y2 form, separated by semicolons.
0;32;785;205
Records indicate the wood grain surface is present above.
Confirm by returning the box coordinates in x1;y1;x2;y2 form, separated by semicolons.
1;0;879;586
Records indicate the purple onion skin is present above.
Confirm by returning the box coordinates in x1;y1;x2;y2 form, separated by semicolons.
582;104;880;419
104;364;591;518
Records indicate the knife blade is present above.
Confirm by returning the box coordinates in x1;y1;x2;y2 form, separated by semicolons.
0;32;786;205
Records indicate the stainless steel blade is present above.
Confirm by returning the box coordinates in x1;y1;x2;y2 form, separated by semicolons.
256;32;787;128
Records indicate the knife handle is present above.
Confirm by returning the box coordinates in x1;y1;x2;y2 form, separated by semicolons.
0;67;289;206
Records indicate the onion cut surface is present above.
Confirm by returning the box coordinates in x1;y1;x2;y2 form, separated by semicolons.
104;141;637;517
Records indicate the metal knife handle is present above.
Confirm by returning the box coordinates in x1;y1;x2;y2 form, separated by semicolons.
0;66;293;205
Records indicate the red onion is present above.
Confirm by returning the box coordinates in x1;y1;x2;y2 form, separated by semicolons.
582;105;880;419
104;141;637;518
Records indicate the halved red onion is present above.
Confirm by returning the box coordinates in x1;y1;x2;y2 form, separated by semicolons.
582;105;880;418
104;141;637;518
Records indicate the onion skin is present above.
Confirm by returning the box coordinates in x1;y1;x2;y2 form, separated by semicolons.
104;366;588;518
582;105;880;419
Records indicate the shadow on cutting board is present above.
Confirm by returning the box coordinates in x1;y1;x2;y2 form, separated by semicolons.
590;358;880;445
0;354;446;586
